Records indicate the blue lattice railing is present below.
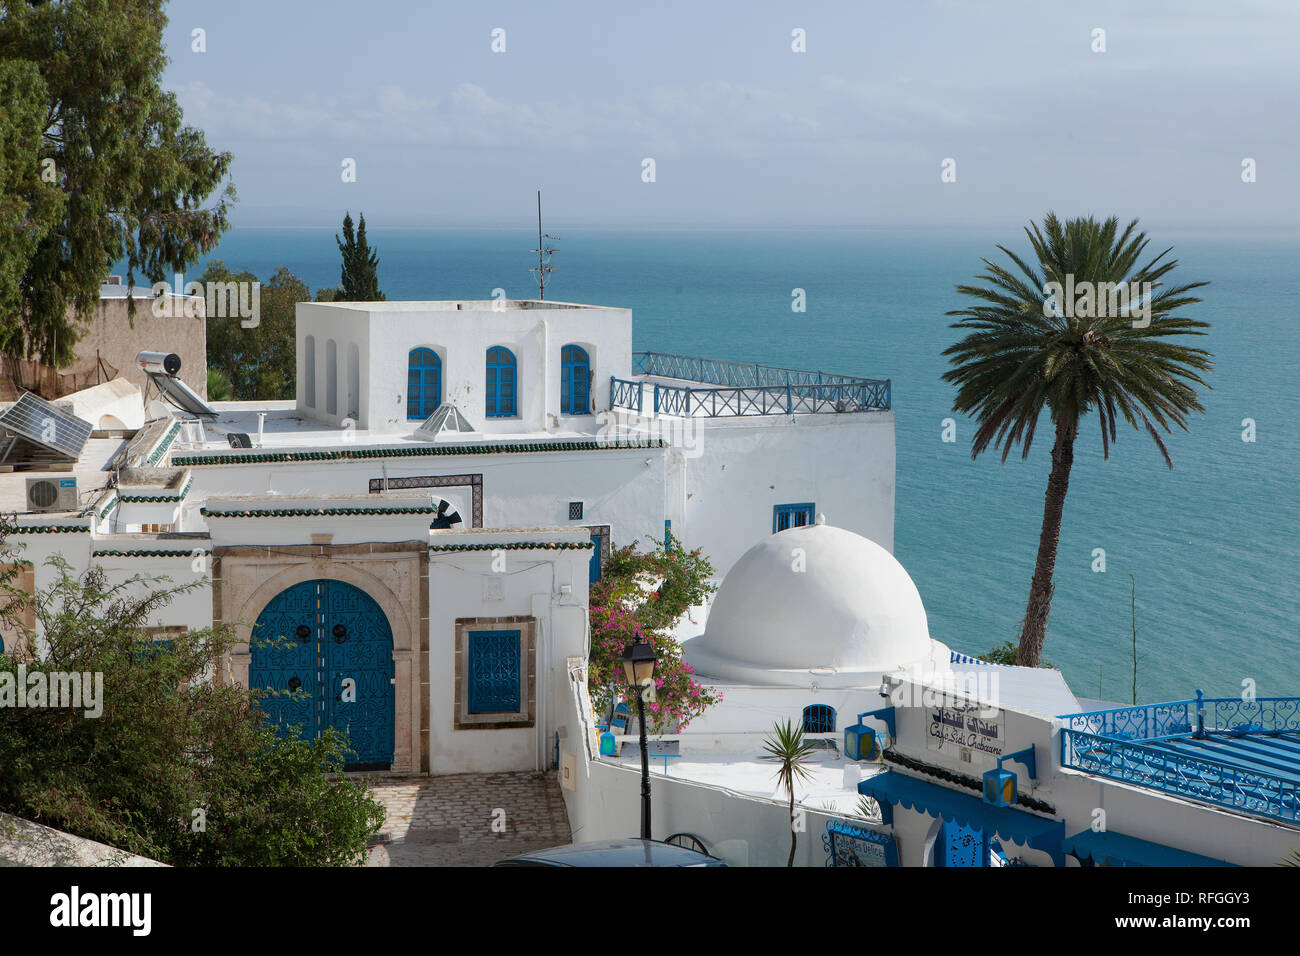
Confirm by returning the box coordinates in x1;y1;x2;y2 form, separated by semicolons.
614;352;890;417
1059;693;1300;825
609;376;643;414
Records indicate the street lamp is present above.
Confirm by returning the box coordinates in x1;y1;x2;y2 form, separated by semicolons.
620;639;658;840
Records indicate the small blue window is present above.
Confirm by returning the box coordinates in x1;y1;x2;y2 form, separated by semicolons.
560;345;591;414
486;346;518;418
773;503;815;533
803;704;836;734
407;348;441;420
468;629;522;713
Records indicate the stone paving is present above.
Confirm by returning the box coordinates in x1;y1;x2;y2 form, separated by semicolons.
364;772;572;866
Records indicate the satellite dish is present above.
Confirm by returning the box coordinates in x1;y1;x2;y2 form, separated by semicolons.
145;399;172;420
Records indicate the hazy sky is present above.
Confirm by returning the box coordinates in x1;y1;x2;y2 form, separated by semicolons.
163;0;1299;230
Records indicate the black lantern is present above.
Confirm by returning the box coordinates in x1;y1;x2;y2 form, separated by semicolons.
620;640;658;687
620;640;658;841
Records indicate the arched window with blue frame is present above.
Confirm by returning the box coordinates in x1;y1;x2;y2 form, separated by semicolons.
485;346;517;418
560;344;591;414
802;704;836;734
407;348;442;420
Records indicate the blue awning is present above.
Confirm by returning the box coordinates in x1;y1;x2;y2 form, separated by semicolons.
1063;829;1236;867
859;771;1064;862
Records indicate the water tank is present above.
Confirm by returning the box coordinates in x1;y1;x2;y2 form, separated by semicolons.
136;351;182;376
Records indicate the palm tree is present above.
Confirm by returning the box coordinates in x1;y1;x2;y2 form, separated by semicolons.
761;719;816;866
943;213;1211;667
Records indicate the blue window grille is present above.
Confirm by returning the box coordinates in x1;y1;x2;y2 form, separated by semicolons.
486;346;518;418
803;704;836;734
407;348;442;420
664;519;671;547
773;502;815;533
560;345;591;414
467;629;522;713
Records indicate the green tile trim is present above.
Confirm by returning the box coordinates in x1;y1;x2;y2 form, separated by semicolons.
172;437;666;467
200;505;441;518
118;476;193;503
145;422;184;467
430;541;594;552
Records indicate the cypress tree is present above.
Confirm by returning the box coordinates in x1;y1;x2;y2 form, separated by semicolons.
335;212;385;301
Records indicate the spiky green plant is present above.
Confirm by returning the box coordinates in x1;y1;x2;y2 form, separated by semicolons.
761;718;817;866
944;213;1212;667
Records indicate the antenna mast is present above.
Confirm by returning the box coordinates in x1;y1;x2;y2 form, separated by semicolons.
529;190;558;300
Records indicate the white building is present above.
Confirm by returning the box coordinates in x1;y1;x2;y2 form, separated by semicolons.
0;298;893;778
559;520;1299;867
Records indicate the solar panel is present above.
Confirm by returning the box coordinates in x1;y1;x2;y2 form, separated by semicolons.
147;372;217;419
0;392;93;460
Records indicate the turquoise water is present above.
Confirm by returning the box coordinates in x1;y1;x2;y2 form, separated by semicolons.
181;226;1299;705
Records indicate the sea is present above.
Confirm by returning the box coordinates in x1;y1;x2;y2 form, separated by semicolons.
175;225;1299;706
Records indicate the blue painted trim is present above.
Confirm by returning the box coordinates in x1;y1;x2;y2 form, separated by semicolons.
998;745;1037;780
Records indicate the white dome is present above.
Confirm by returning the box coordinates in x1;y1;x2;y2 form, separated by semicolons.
684;524;945;687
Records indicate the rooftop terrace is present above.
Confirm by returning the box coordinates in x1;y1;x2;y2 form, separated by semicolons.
1060;693;1300;826
612;351;891;418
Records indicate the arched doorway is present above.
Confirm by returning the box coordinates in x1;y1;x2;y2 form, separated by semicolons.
249;579;395;770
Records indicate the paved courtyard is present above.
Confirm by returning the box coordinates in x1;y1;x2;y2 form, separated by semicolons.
365;772;572;866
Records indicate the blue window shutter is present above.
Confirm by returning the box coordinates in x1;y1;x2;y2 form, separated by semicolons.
468;630;522;713
486;347;518;418
407;348;442;420
561;345;591;414
773;503;816;533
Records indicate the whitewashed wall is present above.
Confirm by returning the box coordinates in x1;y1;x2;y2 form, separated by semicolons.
427;540;590;774
296;301;633;433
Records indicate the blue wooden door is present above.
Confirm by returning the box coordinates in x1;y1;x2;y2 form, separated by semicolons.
249;579;395;770
937;819;988;867
248;580;319;740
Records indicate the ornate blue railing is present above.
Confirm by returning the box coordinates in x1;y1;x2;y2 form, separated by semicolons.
616;352;891;417
1062;694;1300;741
609;376;643;414
1059;693;1300;825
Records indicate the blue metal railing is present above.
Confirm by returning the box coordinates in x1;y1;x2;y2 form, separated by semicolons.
616;352;890;417
1061;694;1300;741
1059;693;1300;825
609;376;643;414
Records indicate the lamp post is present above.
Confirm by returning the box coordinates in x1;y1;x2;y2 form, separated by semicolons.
620;639;658;840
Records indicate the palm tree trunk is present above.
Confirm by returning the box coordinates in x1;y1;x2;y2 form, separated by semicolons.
787;792;797;867
1017;419;1077;667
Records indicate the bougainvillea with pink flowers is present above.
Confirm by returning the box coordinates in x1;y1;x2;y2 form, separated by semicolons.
588;531;721;735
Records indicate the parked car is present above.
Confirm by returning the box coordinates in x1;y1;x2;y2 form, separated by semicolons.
493;839;727;867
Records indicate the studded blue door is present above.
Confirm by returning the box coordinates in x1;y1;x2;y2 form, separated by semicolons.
249;579;395;770
937;819;988;867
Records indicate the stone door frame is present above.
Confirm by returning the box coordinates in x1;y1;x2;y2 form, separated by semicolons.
213;540;429;774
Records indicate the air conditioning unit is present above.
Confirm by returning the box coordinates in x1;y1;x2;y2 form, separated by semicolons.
26;476;78;513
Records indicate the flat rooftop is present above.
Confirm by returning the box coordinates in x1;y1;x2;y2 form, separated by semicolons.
171;403;615;453
0;437;123;515
308;298;618;313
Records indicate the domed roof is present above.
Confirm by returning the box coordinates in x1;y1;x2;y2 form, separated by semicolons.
684;522;944;687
